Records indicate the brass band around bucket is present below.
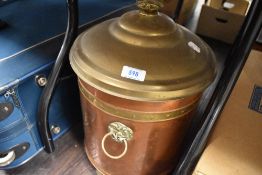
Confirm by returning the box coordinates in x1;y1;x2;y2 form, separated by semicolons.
79;80;199;122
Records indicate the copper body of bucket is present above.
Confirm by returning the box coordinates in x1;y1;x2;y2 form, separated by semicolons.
79;79;200;175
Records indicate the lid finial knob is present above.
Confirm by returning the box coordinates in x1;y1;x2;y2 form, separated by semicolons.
137;0;164;15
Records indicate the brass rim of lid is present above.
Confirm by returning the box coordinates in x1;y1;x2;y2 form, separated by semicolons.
71;56;215;101
69;0;217;101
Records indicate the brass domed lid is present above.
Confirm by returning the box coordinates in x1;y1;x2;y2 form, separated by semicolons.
70;0;217;101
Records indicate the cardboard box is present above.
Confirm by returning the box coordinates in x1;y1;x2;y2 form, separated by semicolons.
196;0;249;43
208;0;250;15
193;50;262;175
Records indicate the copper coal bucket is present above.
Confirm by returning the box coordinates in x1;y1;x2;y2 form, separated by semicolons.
70;0;216;174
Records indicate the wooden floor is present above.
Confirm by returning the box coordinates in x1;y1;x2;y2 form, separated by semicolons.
0;126;97;175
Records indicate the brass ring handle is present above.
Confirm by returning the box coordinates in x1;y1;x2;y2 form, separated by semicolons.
101;132;128;159
101;122;133;160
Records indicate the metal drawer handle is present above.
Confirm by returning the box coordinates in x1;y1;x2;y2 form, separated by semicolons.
101;122;133;159
0;150;15;167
